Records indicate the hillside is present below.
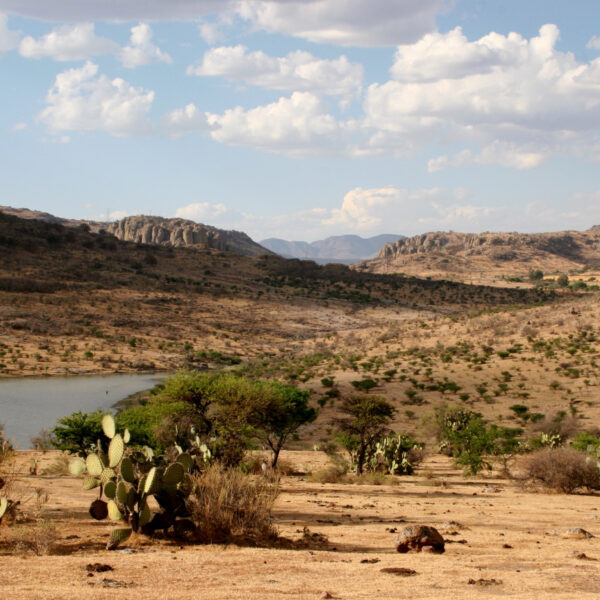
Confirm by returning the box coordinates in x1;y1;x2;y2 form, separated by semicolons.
0;210;551;378
260;234;402;264
0;206;270;258
355;228;600;282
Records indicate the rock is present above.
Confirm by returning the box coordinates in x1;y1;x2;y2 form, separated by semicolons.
563;528;594;539
394;525;445;554
360;558;380;564
380;568;418;576
468;578;503;586
86;563;114;573
569;551;596;560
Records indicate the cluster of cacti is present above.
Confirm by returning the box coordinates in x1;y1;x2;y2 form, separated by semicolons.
69;414;196;549
365;434;424;475
538;432;562;448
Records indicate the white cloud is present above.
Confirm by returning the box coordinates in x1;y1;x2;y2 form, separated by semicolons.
19;23;118;61
175;202;229;222
362;24;600;166
587;36;600;51
188;45;363;98
237;0;446;46
38;61;155;137
0;1;226;21
206;91;346;156
428;142;555;172
198;20;224;45
11;121;27;131
0;1;444;47
0;12;19;53
163;103;210;138
119;23;171;69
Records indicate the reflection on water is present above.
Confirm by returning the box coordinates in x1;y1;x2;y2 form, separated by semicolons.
0;374;165;449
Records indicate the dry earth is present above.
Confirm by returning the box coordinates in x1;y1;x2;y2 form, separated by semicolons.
2;451;600;600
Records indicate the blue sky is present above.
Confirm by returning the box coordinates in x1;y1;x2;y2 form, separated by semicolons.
1;0;599;242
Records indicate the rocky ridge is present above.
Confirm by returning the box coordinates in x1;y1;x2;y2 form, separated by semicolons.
0;207;270;257
355;229;600;277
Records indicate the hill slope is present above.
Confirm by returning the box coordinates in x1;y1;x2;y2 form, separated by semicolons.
356;229;600;280
0;206;270;257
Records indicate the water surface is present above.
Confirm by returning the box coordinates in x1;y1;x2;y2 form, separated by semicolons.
0;374;165;449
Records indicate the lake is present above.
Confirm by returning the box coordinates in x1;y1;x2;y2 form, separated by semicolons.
0;373;166;449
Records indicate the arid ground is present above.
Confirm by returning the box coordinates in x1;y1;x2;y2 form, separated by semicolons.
2;451;600;600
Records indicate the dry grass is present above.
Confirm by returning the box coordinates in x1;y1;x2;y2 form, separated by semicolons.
186;465;280;544
2;521;58;555
522;447;600;493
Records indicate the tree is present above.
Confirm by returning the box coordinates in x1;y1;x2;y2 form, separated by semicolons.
557;274;569;288
336;395;395;475
528;269;544;282
52;410;104;456
253;382;317;468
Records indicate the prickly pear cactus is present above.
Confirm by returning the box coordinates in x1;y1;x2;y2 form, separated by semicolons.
70;414;195;549
365;433;424;475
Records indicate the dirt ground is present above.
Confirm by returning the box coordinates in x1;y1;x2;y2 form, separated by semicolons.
2;451;600;600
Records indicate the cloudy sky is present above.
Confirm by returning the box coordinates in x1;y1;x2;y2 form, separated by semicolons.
1;1;599;242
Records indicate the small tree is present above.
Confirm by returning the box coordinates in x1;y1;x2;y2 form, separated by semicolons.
253;383;316;468
52;410;104;456
557;274;569;288
528;269;544;282
336;395;395;475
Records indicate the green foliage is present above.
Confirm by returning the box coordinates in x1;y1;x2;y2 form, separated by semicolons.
365;433;424;475
51;410;104;456
571;431;600;452
336;395;395;475
557;274;569;287
435;406;521;475
350;378;378;392
528;269;544;282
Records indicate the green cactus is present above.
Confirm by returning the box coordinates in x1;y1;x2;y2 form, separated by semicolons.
364;433;423;475
70;414;195;549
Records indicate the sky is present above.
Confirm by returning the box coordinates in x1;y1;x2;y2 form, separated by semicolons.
1;0;600;242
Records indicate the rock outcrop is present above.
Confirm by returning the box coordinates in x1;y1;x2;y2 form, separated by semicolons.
355;228;600;277
101;216;269;257
394;525;445;554
0;207;271;258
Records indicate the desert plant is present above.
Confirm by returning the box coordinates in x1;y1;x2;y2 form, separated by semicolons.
365;433;424;475
185;464;279;543
70;414;196;549
523;447;600;493
335;394;395;475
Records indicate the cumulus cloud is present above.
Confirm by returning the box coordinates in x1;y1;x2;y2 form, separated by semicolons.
19;23;118;61
362;24;600;166
0;12;19;53
172;186;505;240
38;61;155;137
188;45;362;98
206;91;346;156
119;23;171;68
0;1;444;46
163;103;211;138
237;0;446;46
588;36;600;51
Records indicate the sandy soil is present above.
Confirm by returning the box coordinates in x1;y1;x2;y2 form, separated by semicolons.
2;451;600;600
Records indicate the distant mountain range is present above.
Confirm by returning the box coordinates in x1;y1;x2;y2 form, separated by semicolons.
260;234;403;264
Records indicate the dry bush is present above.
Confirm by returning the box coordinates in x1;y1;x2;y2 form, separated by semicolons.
186;465;279;544
533;413;580;440
40;454;71;476
2;522;58;555
352;472;399;486
523;448;600;493
308;465;348;484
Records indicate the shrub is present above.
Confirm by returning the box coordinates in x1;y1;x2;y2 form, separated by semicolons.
523;448;600;493
309;465;348;484
185;465;279;544
51;410;104;456
571;431;600;452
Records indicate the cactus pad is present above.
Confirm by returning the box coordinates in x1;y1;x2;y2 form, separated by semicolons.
144;467;160;495
100;467;116;484
108;434;125;467
139;500;151;527
86;454;103;477
89;499;108;520
163;463;184;486
107;528;132;550
123;429;131;444
107;500;123;521
104;480;117;500
176;453;194;472
68;458;86;476
83;476;101;490
0;497;7;519
102;414;116;439
120;457;135;483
